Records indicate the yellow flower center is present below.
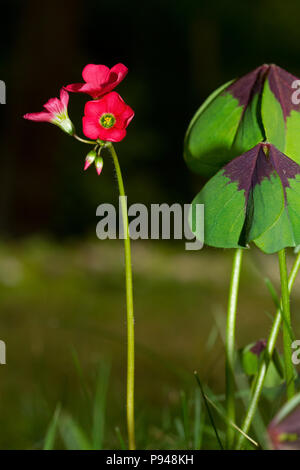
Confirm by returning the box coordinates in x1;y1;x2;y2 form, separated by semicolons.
99;113;116;129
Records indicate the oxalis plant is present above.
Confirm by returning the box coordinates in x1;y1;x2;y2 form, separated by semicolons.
184;64;300;450
23;64;136;450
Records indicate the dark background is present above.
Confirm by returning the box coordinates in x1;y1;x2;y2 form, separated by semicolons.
0;0;300;450
1;0;300;238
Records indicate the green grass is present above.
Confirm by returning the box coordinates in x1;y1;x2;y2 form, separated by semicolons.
0;236;298;448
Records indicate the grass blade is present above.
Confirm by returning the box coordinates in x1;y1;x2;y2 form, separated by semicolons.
194;371;224;450
92;362;110;450
193;387;204;450
194;372;259;448
43;404;61;450
59;413;92;450
115;426;126;450
70;347;91;403
180;390;190;448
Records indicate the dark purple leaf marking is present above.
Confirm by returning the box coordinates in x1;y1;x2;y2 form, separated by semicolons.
224;143;300;205
250;339;267;357
268;64;300;121
227;63;300;121
269;144;300;190
227;64;269;108
223;144;273;204
223;143;300;246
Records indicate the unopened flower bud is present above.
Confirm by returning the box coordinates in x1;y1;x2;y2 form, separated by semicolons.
95;156;104;175
84;150;97;171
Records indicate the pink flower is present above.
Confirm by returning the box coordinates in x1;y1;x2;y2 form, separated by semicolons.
65;63;128;99
23;88;75;135
82;92;134;142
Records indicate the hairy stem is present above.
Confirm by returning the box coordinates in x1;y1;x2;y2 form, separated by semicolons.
109;143;135;450
225;248;243;449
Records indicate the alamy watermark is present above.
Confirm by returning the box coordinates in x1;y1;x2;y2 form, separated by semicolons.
0;341;6;364
0;80;5;104
292;340;300;365
96;197;204;250
288;84;300;365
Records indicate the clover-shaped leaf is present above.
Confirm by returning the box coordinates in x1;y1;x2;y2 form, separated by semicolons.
261;65;300;166
190;143;300;253
185;64;300;178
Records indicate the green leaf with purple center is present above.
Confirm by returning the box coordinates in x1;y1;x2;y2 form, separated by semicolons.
237;341;284;388
184;66;267;178
261;65;300;166
185;64;300;178
190;143;300;253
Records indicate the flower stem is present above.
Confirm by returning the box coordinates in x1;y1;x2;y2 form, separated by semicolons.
73;134;97;145
225;248;243;449
109;143;135;450
236;252;300;450
278;249;295;401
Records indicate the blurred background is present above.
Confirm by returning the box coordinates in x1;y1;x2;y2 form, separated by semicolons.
0;0;300;449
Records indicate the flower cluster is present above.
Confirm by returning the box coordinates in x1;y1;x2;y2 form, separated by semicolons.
24;63;134;175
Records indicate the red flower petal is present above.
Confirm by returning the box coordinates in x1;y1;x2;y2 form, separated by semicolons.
65;82;102;98
64;83;83;93
84;99;107;119
98;127;127;142
115;106;135;128
65;63;128;98
59;88;69;108
104;92;127;115
108;63;128;86
23;112;53;122
82;64;110;85
44;97;64;115
82;116;101;139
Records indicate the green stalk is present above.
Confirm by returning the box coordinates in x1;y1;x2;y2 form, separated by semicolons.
225;248;243;449
278;249;295;400
109;143;136;450
74;134;97;145
236;252;300;450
